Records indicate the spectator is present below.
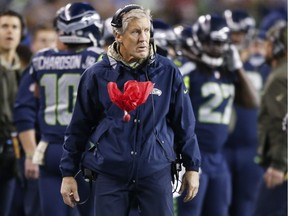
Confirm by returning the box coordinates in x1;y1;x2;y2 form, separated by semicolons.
12;17;58;216
223;10;271;216
177;14;259;216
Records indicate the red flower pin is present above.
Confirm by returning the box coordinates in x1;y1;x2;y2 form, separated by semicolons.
107;80;154;122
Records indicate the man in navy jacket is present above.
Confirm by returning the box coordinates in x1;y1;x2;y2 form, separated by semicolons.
60;4;201;216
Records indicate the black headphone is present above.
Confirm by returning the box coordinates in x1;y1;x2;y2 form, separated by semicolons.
272;37;285;58
268;20;287;59
111;4;142;28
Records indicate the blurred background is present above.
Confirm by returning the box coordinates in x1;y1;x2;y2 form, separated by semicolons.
2;0;287;35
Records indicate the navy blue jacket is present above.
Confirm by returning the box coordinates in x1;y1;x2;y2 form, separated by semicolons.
60;53;201;180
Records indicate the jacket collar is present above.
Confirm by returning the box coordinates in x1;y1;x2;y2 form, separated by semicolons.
107;41;155;69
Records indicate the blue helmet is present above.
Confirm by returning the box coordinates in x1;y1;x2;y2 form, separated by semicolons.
177;25;200;56
224;9;255;50
259;10;287;34
192;14;230;67
224;9;255;33
56;2;103;46
152;19;178;57
179;25;193;49
100;17;115;48
193;14;230;45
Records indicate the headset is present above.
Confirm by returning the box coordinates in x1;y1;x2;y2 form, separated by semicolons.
72;168;96;205
111;4;142;28
272;37;286;58
268;20;287;59
111;4;154;48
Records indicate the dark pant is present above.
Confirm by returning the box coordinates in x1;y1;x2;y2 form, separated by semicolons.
224;147;264;216
39;143;95;216
0;174;16;216
94;166;174;216
253;180;287;216
9;157;41;216
0;150;17;216
178;152;231;216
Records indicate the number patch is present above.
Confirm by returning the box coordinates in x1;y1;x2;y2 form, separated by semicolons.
40;73;81;125
198;82;235;124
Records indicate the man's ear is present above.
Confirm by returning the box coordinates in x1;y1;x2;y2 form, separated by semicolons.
115;32;122;43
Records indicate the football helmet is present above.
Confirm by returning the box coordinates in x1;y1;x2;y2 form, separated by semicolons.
152;19;178;58
258;10;287;61
259;10;287;32
56;2;103;46
224;9;255;34
224;9;255;50
192;14;230;67
100;17;115;48
176;25;201;57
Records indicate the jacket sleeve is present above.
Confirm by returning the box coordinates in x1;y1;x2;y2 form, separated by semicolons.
168;69;201;172
13;67;38;132
60;68;101;177
259;71;287;172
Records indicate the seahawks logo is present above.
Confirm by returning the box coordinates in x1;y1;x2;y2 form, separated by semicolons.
151;88;162;96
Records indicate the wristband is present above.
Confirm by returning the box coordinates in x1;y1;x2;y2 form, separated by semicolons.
25;152;34;159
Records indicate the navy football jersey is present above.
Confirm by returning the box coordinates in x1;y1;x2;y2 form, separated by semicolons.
30;47;104;143
180;60;237;152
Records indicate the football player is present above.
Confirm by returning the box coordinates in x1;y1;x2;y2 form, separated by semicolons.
223;10;272;216
14;3;104;216
177;14;259;216
152;18;179;59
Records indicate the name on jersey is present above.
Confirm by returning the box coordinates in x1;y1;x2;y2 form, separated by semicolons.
32;55;84;70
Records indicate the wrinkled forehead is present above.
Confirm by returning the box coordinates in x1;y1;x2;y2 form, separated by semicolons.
127;17;150;27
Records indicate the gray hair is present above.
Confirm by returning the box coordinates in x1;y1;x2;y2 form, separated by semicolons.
112;7;152;35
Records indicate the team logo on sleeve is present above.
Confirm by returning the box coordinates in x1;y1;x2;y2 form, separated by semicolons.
82;56;97;68
29;83;36;92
